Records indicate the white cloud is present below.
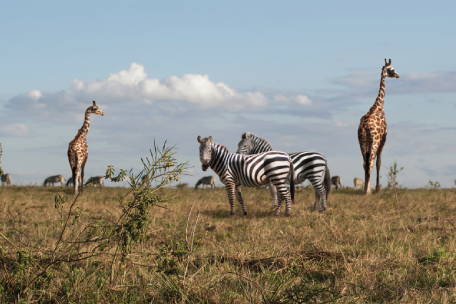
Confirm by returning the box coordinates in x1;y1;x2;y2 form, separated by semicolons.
0;123;29;137
68;63;269;109
294;95;312;106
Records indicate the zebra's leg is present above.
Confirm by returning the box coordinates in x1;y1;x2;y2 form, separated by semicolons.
268;182;278;208
313;189;320;211
275;185;291;217
225;183;237;215
235;185;247;215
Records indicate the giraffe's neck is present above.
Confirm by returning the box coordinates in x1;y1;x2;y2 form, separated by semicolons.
370;67;387;112
75;108;91;141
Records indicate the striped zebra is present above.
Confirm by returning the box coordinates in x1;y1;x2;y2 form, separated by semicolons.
43;175;66;186
198;136;295;216
86;176;104;187
195;176;215;190
236;132;331;212
331;176;342;190
353;177;364;190
1;174;11;186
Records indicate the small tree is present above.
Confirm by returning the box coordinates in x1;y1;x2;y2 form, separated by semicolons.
385;160;404;205
14;140;190;296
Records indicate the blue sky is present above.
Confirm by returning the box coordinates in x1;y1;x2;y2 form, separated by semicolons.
1;1;455;188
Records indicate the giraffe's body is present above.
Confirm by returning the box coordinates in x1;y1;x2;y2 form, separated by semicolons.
67;101;104;195
358;59;399;194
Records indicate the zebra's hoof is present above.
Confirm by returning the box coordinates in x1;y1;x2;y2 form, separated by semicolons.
230;211;235;216
243;211;247;215
285;213;291;217
319;208;326;213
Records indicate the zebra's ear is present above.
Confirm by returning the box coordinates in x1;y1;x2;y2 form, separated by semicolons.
384;58;387;65
208;136;212;143
197;136;202;143
93;100;97;106
245;132;251;139
241;132;247;139
388;59;391;65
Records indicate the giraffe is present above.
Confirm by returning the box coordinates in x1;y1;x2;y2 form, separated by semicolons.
67;101;104;195
358;59;400;194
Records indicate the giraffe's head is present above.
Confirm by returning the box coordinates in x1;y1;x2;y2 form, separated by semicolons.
197;135;212;171
384;59;400;79
236;132;252;154
90;101;105;116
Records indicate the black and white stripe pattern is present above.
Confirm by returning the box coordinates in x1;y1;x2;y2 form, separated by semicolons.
236;132;331;212
198;136;295;216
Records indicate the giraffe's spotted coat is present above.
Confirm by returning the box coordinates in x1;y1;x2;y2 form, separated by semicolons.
67;101;104;195
358;59;400;194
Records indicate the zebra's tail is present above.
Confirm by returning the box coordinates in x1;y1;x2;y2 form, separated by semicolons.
324;163;331;200
289;162;295;205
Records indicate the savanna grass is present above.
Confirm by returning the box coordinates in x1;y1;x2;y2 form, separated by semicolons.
0;184;455;303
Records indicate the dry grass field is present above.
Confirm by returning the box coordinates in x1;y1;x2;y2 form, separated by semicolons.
0;184;455;303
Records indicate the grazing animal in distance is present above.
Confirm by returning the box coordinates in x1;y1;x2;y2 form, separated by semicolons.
68;101;104;195
86;176;104;187
358;59;400;194
195;176;215;190
43;175;66;186
237;132;331;212
331;176;342;190
353;177;364;190
198;136;295;216
66;176;83;187
1;174;11;186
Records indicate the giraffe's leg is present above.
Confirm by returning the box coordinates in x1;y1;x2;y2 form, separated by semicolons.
73;166;81;195
376;133;387;192
225;182;236;215
274;184;291;217
364;130;374;194
268;182;278;208
366;135;380;195
235;185;247;215
81;161;87;195
358;123;370;194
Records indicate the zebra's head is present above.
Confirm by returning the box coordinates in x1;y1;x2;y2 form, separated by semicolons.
90;101;105;116
197;135;212;171
236;132;252;155
383;59;400;79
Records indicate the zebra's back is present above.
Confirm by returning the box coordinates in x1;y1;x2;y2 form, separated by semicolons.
289;150;327;183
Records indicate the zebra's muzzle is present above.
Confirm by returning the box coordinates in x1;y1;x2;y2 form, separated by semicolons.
202;164;209;171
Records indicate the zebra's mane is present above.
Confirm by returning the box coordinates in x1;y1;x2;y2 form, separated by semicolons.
212;142;229;153
244;132;273;150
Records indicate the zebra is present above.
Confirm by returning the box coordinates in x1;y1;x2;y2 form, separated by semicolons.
85;176;104;187
331;176;342;190
198;136;295;216
43;175;66;186
1;174;11;186
66;176;83;187
236;132;331;212
195;176;215;190
353;177;364;190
